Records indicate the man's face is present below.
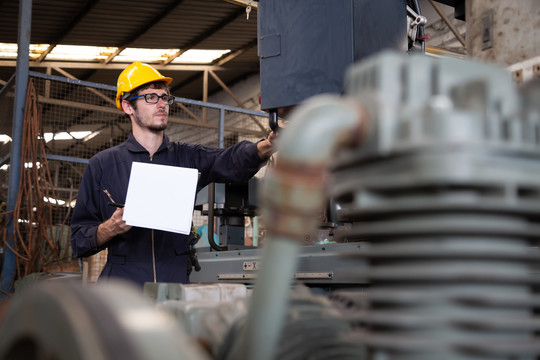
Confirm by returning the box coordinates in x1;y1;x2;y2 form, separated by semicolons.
130;88;170;132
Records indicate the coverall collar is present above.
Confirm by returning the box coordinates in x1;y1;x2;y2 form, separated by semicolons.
125;132;170;154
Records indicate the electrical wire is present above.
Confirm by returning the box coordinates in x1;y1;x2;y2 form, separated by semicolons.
2;79;62;283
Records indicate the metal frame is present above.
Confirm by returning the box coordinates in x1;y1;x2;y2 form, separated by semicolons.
28;71;268;117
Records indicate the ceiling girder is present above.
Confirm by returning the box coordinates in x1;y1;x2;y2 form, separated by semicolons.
52;66;115;105
208;69;265;132
169;38;257;93
104;0;187;64
36;0;101;63
163;7;246;65
0;61;234;71
215;38;257;66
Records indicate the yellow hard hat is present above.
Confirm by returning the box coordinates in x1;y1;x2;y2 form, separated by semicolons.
115;61;173;111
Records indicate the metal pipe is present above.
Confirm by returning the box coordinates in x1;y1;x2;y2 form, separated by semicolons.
229;237;300;360
1;0;32;298
207;182;226;252
202;70;208;123
216;108;225;238
228;95;368;360
218;108;224;149
28;70;270;118
252;216;258;247
42;154;89;164
0;73;16;98
206;109;227;251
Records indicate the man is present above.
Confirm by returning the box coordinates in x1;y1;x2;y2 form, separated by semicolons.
70;61;276;286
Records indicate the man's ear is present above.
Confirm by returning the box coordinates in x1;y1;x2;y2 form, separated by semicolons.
122;100;134;115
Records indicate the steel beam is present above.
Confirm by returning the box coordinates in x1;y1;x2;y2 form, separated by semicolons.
1;0;31;298
209;70;266;132
163;8;245;65
427;0;466;47
0;61;230;71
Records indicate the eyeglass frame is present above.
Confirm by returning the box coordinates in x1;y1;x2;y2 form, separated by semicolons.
129;93;175;106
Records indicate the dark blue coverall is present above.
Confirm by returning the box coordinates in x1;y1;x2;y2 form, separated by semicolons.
70;133;266;286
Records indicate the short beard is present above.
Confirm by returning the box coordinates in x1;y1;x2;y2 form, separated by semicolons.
148;123;167;132
134;113;167;132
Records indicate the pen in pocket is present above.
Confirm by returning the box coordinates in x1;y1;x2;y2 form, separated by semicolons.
103;189;125;208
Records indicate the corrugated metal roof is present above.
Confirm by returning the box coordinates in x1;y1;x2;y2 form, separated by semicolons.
0;0;259;100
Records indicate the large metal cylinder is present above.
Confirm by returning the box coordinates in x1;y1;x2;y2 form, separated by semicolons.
329;51;540;359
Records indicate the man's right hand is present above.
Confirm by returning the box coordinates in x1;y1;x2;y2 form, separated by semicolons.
96;208;132;246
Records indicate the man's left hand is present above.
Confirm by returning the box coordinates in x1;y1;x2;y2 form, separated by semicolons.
257;131;278;159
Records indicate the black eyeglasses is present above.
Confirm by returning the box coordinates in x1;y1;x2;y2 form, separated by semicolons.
130;93;175;106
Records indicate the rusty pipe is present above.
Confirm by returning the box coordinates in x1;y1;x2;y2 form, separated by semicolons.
229;95;368;360
261;94;368;240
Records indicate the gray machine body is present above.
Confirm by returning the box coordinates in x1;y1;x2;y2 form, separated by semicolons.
258;0;407;110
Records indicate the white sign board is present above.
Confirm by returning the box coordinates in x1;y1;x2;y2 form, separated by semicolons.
123;162;198;234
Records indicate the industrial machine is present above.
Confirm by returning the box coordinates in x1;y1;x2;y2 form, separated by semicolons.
190;0;426;287
256;0;415;131
1;50;539;360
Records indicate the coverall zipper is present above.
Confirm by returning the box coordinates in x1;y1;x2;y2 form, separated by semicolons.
152;229;156;282
150;153;157;283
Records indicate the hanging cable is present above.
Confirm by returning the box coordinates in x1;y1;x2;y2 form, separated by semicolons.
2;79;62;283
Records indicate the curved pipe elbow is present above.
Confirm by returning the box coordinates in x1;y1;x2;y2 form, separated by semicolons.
260;95;368;239
278;95;367;165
